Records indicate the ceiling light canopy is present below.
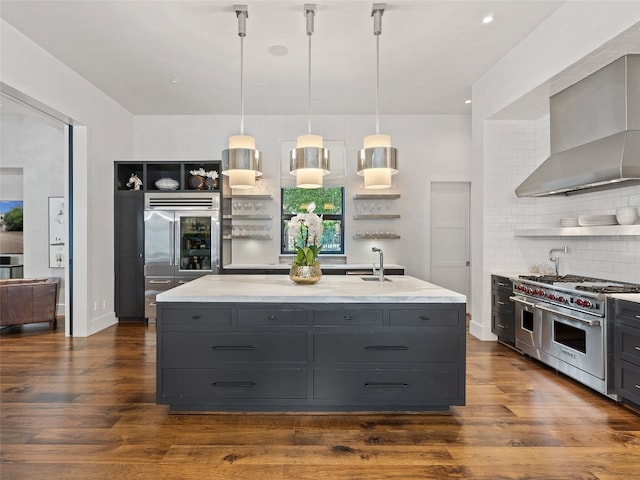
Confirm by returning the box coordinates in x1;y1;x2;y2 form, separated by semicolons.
357;3;398;189
289;4;330;189
222;5;262;189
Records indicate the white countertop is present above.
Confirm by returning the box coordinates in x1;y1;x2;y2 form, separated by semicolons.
224;263;405;271
610;293;640;304
157;274;466;304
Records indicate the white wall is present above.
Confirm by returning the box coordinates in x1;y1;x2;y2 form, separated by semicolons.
470;2;640;340
1;19;135;336
134;113;471;280
0;100;66;308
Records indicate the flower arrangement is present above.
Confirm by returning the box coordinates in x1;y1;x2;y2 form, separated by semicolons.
189;168;219;180
288;202;323;266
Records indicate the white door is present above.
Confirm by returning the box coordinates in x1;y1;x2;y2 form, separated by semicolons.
430;182;470;310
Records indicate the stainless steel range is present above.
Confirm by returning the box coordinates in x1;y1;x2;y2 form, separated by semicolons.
510;274;640;400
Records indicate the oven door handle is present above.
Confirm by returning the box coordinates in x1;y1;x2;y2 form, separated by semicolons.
533;303;601;327
509;296;537;308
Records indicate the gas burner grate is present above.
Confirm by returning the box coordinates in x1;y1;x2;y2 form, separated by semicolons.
574;285;640;294
518;274;604;285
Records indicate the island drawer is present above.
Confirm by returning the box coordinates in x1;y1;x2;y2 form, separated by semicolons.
614;359;640;406
161;307;232;326
162;368;307;399
389;308;459;327
313;367;461;404
314;331;459;363
614;323;640;367
162;332;307;365
612;299;640;328
312;308;383;326
237;307;307;326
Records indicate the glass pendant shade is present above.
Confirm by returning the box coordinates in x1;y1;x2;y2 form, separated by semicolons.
222;135;262;189
357;134;398;189
290;134;330;189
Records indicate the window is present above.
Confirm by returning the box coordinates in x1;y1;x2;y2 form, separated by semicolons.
281;187;344;254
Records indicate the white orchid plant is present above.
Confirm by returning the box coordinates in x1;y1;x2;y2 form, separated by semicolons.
288;202;323;267
189;168;219;179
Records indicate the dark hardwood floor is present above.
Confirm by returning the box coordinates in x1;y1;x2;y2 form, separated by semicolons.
1;320;639;479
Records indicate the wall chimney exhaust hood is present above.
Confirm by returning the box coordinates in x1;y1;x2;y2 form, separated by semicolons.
515;54;640;197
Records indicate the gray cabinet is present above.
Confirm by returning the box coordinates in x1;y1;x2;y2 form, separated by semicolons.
491;275;516;348
114;190;145;320
156;302;466;412
612;298;640;408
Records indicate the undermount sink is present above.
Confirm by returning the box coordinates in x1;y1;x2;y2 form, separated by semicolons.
361;277;392;282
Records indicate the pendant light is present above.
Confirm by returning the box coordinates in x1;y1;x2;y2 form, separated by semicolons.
222;5;262;189
289;4;330;189
357;3;398;189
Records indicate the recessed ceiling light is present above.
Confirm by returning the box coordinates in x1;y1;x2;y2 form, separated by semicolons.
482;14;494;24
171;78;179;84
465;99;472;104
268;44;289;56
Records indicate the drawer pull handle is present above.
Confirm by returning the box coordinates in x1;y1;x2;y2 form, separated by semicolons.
419;315;430;321
497;301;505;305
635;384;640;390
192;314;201;320
636;315;640;319
268;314;277;320
635;346;640;351
498;282;507;286
149;280;171;284
364;345;409;351
212;381;256;388
364;382;409;388
149;302;156;307
212;345;256;351
344;315;353;320
498;325;505;329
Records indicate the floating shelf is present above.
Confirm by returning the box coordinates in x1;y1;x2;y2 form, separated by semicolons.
227;194;272;200
223;234;273;241
223;215;272;220
353;194;401;200
353;234;401;240
513;225;640;237
353;214;401;220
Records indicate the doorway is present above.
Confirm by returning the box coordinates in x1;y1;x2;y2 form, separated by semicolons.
430;182;470;310
0;88;73;334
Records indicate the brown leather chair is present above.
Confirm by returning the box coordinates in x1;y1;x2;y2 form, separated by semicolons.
0;277;60;328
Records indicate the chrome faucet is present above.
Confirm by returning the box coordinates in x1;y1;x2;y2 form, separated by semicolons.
549;246;568;275
372;247;384;282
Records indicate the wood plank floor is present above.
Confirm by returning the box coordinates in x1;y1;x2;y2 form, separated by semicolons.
1;321;639;479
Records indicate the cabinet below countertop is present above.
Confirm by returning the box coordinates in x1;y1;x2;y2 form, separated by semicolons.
156;300;466;412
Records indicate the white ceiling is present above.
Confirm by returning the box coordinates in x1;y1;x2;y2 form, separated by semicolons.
1;0;566;116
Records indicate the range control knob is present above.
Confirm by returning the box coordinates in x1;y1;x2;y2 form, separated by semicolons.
557;296;566;303
549;294;556;300
583;300;592;308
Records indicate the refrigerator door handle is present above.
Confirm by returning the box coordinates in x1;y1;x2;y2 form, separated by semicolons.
169;219;175;266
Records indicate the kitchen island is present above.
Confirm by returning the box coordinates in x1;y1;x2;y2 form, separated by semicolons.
156;275;466;412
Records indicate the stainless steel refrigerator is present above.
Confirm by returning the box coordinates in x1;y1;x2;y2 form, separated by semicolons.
143;192;220;319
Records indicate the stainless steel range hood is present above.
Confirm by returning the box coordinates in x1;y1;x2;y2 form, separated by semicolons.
515;55;640;197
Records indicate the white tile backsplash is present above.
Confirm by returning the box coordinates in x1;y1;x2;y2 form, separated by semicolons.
483;116;640;285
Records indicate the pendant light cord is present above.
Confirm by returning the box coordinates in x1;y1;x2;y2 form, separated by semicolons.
375;33;380;135
240;34;245;135
307;32;312;134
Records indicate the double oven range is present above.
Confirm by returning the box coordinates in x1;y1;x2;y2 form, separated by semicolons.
510;274;640;400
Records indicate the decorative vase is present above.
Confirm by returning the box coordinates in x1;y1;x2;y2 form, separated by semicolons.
205;177;219;190
289;264;322;284
188;175;206;190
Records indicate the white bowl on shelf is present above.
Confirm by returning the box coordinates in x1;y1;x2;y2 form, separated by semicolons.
616;206;638;225
155;177;179;191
